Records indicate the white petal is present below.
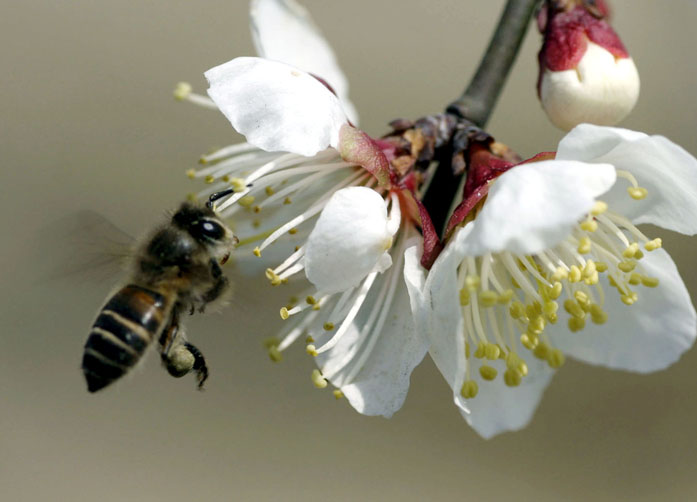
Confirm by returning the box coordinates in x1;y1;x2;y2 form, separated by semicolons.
459;160;616;256
250;0;359;124
205;57;348;156
549;248;697;372
540;42;640;131
460;348;554;439
317;243;428;417
417;229;554;438
559;125;697;235
304;187;394;294
416;226;470;416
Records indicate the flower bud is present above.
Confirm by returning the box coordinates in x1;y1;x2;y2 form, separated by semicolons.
537;1;639;131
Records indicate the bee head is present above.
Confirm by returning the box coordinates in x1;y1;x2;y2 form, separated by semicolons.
172;203;237;262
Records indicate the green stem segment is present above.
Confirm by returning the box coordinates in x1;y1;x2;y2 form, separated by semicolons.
447;0;540;127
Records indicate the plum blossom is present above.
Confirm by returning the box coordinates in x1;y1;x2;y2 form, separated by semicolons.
178;0;428;417
537;0;640;130
406;124;697;438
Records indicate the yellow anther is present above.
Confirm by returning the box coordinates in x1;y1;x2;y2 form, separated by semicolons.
268;346;282;362
608;275;618;287
253;247;261;257
574;291;590;308
312;304;321;311
203;175;214;184
265;186;275;196
618;261;637;273
279;307;290;320
591;201;608;215
641;276;660;288
479;365;498;381
288;228;298;235
568;316;586;332
465;275;481;291
595;261;608;273
548;282;563;300
548;349;565;369
528;315;546;335
229;178;247;191
564;299;585;319
222;176;230;182
569;265;582;283
645;238;662;251
628;273;642;285
474;343;486;359
485;343;501;360
479;290;498;308
526;301;542;319
623;243;640;259
253;205;261;213
628;187;648;200
510;277;520;289
503;369;522;387
589;304;608;324
460;380;479;399
583;260;597;278
311;369;328;389
547;312;558;324
533;342;550;360
186;193;197;203
305;335;315;344
459;288;470;306
306;344;318;357
173;81;192;100
516;360;528;377
333;389;344;400
621;292;638;305
239;195;255;208
323;322;335;331
252;220;261;228
552;266;569;281
185;169;196;179
543;300;558;317
580;219;598;232
509;301;526;320
577;236;592;254
265;268;276;281
306;296;317;305
283;197;292;205
498;289;514;304
584;271;599;285
521;333;539;350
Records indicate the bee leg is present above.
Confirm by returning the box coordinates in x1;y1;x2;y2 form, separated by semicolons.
183;342;209;389
198;259;229;314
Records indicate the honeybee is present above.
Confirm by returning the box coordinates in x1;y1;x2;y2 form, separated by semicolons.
81;189;237;392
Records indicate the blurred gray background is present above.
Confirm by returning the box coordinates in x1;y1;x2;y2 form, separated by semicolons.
2;1;697;501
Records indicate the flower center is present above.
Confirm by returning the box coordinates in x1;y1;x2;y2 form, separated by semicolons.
458;178;661;399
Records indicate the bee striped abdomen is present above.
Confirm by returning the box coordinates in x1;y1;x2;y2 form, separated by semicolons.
82;284;170;392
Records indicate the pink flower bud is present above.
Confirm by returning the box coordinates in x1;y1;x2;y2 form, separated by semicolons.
537;2;639;131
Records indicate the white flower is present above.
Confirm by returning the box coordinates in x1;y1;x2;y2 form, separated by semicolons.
537;3;640;131
406;124;697;438
178;0;427;417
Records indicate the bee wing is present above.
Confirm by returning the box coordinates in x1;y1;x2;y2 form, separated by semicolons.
40;210;136;284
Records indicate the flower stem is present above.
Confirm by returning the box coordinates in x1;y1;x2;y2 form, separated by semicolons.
424;0;538;236
447;0;540;127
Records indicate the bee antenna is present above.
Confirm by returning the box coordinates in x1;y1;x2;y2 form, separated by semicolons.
206;189;235;209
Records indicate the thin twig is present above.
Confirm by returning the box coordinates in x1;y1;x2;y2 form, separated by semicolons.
448;0;540;127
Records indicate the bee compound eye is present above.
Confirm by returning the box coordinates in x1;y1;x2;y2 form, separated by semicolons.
191;219;225;242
